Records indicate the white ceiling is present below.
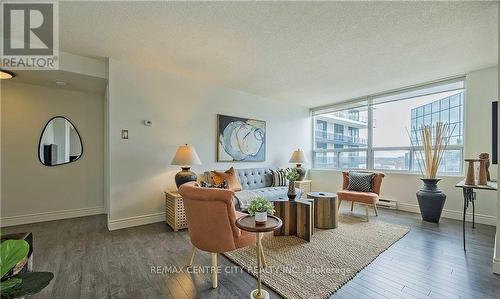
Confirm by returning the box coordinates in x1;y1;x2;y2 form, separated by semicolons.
60;1;498;108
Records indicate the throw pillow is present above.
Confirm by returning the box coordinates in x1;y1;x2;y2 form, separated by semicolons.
347;172;374;192
200;181;227;189
272;168;290;187
210;167;242;192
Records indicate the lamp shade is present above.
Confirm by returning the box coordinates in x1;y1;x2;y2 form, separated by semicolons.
289;149;308;164
171;144;202;166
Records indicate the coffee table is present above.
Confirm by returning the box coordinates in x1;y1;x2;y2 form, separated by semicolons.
236;215;282;299
273;198;313;241
307;192;338;229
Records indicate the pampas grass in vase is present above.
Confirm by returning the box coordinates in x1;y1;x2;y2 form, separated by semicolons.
408;122;455;223
410;122;455;179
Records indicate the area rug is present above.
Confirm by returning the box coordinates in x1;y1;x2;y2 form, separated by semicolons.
223;215;409;299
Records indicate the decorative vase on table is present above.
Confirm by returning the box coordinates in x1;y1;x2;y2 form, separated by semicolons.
287;180;297;200
254;212;268;224
416;178;446;223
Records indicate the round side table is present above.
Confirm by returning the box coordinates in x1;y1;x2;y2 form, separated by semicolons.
307;192;338;229
236;215;282;299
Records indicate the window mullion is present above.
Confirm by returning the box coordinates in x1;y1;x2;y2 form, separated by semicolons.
367;99;374;170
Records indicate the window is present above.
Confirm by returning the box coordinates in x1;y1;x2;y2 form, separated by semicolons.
312;78;465;175
313;106;369;169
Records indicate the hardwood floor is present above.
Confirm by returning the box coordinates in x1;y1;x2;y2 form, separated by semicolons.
2;206;499;299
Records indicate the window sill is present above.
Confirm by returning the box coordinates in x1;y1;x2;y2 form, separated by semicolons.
309;168;464;178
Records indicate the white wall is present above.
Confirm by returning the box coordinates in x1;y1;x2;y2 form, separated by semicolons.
0;82;105;226
311;66;499;225
107;59;311;230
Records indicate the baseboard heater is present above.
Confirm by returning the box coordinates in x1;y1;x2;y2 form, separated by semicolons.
377;198;398;209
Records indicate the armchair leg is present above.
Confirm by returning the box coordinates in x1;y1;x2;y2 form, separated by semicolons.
365;204;369;222
338;198;342;209
186;244;196;267
211;253;218;289
373;204;379;216
351;201;354;212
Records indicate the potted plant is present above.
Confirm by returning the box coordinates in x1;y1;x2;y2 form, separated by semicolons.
1;239;54;299
286;168;300;200
247;197;275;224
409;122;454;223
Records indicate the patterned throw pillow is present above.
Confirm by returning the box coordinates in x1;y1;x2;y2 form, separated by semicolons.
347;172;374;192
272;168;290;187
210;167;242;191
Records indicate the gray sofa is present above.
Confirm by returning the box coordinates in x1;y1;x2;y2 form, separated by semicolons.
205;167;302;211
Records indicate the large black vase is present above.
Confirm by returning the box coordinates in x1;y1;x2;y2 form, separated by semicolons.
175;167;197;188
416;178;446;223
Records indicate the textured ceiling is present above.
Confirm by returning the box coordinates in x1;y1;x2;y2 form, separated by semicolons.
60;1;498;108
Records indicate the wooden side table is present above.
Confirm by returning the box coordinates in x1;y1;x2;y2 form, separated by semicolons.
307;192;338;229
294;180;312;198
165;191;188;232
236;215;282;299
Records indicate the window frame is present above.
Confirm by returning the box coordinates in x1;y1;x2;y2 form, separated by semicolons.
311;77;466;176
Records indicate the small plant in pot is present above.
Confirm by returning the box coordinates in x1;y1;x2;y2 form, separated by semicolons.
1;239;54;299
409;122;455;223
247;197;275;224
286;168;300;200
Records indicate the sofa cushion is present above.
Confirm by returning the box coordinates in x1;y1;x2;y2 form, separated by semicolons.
347;172;374;192
337;190;379;204
236;168;273;190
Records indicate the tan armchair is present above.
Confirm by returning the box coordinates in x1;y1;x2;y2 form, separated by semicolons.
178;182;263;288
337;171;385;221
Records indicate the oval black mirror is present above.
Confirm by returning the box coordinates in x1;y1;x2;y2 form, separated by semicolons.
38;117;83;166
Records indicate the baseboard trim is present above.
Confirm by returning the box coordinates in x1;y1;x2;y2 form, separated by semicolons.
397;202;497;226
107;212;165;231
493;257;500;274
0;206;105;227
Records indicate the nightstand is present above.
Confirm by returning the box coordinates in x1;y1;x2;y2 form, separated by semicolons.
295;180;312;198
165;191;188;232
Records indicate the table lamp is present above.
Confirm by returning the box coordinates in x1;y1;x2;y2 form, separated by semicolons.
171;144;202;188
289;149;308;181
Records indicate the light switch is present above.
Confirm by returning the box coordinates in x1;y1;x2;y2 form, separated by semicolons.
121;129;129;139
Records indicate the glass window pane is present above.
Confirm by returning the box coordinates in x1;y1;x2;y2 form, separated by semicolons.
424;114;432;125
432;101;440;113
424;103;432;115
432;112;439;124
339;151;367;169
412;149;462;174
450;106;460;123
450;93;461;107
314;152;338;169
417;106;424;117
313;106;368;163
374;150;410;171
440;109;449;123
440;97;449;109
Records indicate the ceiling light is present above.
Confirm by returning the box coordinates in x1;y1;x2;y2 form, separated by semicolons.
0;69;15;80
55;80;67;86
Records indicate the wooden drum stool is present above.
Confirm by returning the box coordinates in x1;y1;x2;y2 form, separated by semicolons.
307;192;338;229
